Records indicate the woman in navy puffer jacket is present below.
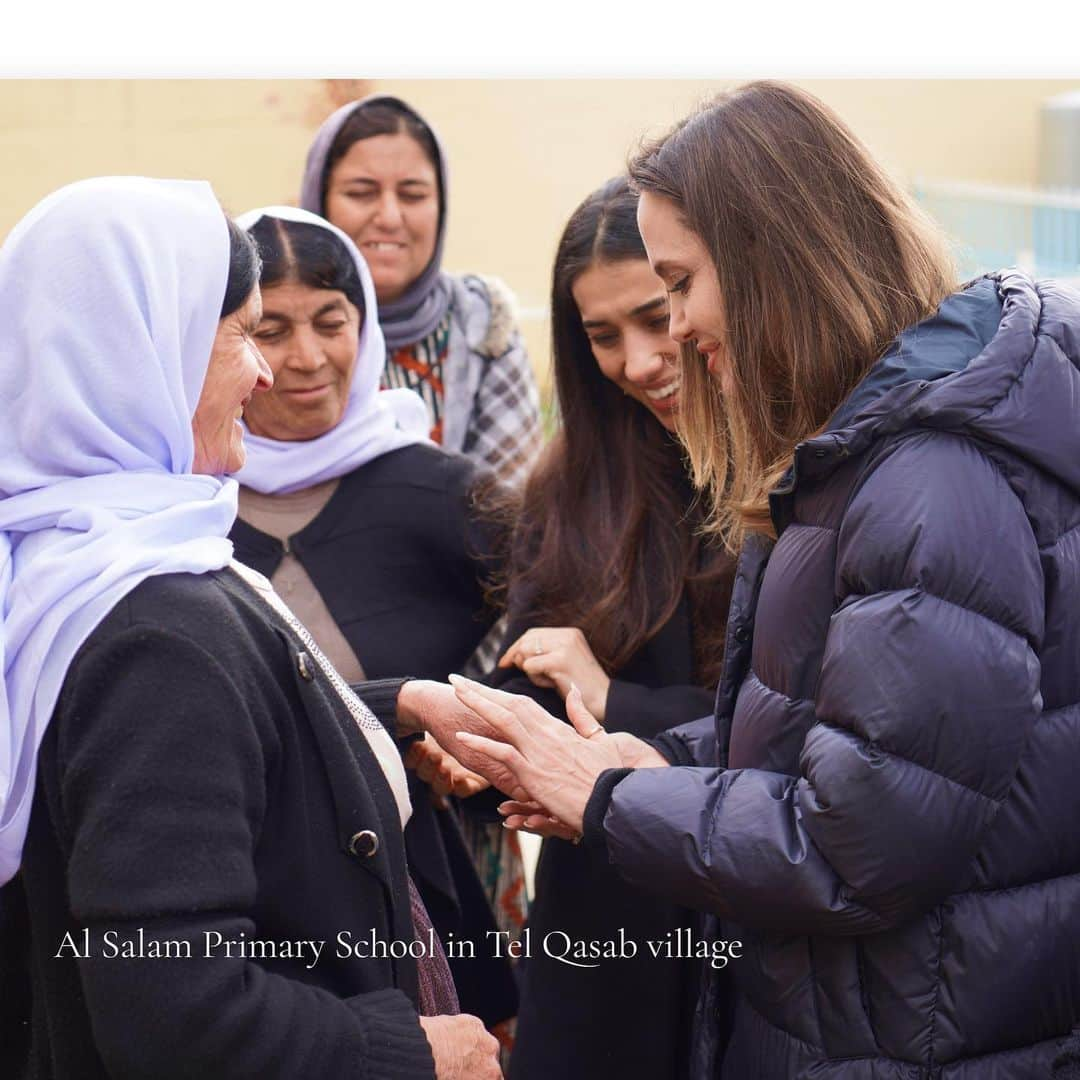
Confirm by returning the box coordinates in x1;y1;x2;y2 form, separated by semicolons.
443;81;1080;1079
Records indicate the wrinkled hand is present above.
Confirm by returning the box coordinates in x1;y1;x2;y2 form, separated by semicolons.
449;676;624;834
497;731;670;840
403;734;490;809
396;679;528;800
498;626;611;721
607;732;672;770
419;1014;502;1080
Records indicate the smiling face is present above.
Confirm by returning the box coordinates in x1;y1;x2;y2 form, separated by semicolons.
323;132;440;304
191;288;273;475
241;280;361;442
636;190;733;397
571;257;682;431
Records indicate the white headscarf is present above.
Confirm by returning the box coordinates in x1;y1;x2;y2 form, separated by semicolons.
232;206;429;495
0;177;241;886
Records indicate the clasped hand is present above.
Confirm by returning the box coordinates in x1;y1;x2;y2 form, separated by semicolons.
402;734;490;810
395;677;669;837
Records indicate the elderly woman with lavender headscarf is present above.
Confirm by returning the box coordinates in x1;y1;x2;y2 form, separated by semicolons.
0;178;501;1080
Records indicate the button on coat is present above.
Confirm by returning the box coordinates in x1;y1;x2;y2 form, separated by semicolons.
349;830;379;858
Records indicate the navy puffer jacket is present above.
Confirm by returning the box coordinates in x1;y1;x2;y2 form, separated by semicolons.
583;272;1080;1078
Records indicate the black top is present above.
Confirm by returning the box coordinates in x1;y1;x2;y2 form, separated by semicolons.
8;568;435;1080
490;587;727;1080
230;443;518;1028
230;444;501;681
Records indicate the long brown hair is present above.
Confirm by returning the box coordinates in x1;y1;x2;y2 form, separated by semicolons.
629;81;957;547
507;177;731;685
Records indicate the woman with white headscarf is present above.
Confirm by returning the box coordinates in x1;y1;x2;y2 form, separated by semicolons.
0;178;501;1080
228;206;520;1033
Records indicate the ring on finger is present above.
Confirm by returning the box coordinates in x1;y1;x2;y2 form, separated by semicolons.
533;639;544;656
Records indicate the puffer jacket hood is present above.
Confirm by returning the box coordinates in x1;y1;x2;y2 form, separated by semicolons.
589;270;1080;1079
775;272;1080;526
839;272;1080;489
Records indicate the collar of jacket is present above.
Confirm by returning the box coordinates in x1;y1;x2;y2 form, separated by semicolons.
441;274;517;453
770;269;1080;536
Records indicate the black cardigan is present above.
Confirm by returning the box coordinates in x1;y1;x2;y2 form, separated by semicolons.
229;443;518;1028
8;567;435;1080
490;588;728;1080
229;444;502;681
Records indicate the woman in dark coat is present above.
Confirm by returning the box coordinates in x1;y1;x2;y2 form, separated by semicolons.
444;82;1080;1079
487;178;734;1080
0;177;499;1080
227;206;518;1030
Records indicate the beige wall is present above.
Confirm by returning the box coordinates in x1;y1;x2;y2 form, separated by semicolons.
3;78;1079;381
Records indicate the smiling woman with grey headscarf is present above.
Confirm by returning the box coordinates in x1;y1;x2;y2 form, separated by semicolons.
300;95;543;490
0;177;501;1080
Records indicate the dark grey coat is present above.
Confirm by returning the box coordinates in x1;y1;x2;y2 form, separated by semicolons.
584;272;1080;1078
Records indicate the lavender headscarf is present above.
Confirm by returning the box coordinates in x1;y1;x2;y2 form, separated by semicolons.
232;206;430;495
299;94;452;352
0;177;240;885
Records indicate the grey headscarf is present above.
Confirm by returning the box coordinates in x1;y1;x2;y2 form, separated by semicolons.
299;94;452;353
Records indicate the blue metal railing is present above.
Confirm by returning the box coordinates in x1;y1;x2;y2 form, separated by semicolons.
913;179;1080;282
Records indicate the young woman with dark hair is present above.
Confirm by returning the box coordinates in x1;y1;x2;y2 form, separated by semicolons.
444;82;1080;1079
487;177;735;1080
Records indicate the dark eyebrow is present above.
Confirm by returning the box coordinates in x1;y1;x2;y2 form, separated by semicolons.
339;176;432;189
581;295;666;330
312;300;349;319
629;296;667;317
258;299;348;324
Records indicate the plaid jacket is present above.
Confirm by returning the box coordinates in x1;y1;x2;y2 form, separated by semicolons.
442;273;543;491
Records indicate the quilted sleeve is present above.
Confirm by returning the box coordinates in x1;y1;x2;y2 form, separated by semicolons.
593;432;1043;934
